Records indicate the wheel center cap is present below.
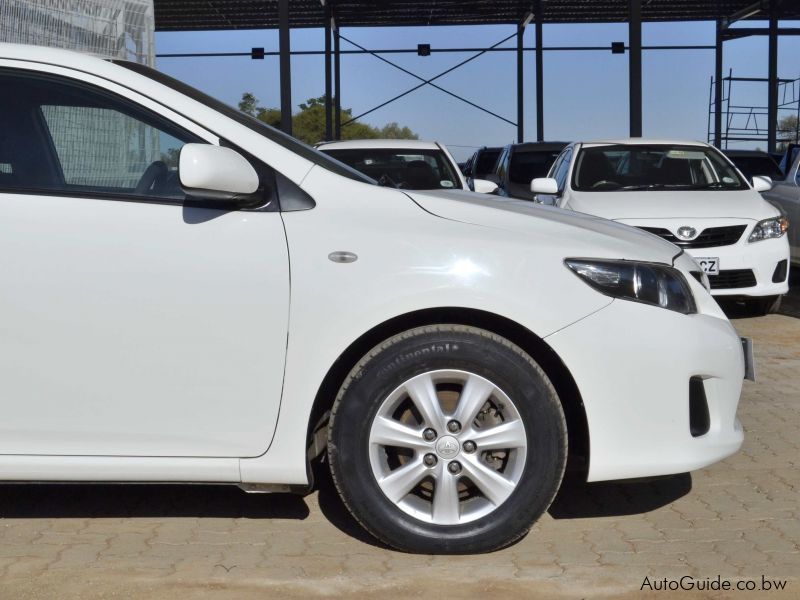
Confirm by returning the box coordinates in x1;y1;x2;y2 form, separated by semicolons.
435;435;460;459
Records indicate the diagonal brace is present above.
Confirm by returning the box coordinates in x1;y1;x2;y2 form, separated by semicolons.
340;32;518;128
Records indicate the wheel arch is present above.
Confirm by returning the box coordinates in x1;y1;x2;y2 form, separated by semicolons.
306;307;590;478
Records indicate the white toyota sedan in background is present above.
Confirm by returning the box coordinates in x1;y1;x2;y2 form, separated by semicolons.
533;139;790;315
316;138;499;193
0;44;747;554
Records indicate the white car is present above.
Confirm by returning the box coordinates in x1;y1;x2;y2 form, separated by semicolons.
533;139;790;315
316;138;499;193
0;45;747;554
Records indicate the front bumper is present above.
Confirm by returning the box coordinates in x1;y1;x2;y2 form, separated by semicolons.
619;219;790;298
684;236;789;298
545;299;744;482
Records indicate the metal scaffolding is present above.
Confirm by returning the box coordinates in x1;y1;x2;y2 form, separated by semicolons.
0;0;155;66
708;70;800;148
712;0;800;152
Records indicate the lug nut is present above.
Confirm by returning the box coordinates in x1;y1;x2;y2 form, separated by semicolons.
422;428;437;441
463;440;476;453
423;453;438;467
448;461;462;474
447;420;461;433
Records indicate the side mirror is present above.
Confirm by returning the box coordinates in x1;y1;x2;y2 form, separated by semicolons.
180;144;260;203
531;177;559;195
472;178;499;194
751;175;772;193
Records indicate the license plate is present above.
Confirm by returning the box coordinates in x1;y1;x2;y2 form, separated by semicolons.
696;257;720;275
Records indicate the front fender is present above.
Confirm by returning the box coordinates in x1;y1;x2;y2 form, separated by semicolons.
240;167;610;484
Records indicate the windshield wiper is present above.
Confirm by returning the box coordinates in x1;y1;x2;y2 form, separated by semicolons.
667;181;730;190
621;184;665;190
621;182;732;191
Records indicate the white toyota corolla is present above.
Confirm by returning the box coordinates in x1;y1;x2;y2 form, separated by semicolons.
0;45;747;554
315;138;499;194
532;139;790;315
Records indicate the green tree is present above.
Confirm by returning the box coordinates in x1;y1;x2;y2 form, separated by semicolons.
238;92;259;117
379;122;419;140
239;93;418;144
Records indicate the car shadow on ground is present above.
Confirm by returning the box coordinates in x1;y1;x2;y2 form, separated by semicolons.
0;468;387;549
0;471;692;551
548;473;692;519
314;465;693;549
313;458;694;548
0;483;310;520
314;461;392;549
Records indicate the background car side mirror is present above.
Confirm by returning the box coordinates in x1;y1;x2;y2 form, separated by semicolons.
180;144;260;205
472;178;499;194
531;177;559;195
751;175;772;193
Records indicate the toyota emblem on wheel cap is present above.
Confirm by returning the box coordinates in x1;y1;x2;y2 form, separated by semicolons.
435;436;461;459
677;226;697;240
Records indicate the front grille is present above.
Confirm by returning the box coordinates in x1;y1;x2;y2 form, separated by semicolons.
638;225;747;249
709;269;757;289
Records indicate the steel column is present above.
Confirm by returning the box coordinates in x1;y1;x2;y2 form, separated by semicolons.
278;0;292;135
334;23;342;139
324;3;332;141
535;0;544;141
714;17;723;147
628;0;642;137
767;0;779;153
516;24;524;143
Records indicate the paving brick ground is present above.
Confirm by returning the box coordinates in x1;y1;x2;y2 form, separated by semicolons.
2;278;799;599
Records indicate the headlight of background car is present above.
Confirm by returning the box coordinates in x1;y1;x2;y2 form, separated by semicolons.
748;216;789;242
565;259;697;314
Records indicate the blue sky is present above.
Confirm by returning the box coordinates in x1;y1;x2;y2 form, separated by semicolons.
155;20;800;161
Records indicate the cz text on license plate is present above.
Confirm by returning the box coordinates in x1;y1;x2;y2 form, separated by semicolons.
696;257;720;275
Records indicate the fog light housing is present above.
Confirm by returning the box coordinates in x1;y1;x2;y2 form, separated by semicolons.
772;259;788;283
689;376;710;438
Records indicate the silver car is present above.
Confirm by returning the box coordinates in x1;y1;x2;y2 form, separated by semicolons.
762;146;800;266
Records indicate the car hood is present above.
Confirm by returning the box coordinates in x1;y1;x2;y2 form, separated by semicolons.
566;189;777;222
406;189;682;264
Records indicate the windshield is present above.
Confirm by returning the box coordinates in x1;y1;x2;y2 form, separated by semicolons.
509;150;562;184
320;148;462;190
474;148;501;178
728;155;784;182
110;60;375;185
572;144;748;192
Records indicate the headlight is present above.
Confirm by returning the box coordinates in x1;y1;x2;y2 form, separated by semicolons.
748;216;788;242
565;259;697;314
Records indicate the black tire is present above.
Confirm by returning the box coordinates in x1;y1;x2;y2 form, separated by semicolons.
327;324;567;554
748;295;782;316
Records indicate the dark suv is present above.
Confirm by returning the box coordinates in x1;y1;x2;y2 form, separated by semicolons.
723;149;783;184
463;146;502;182
491;142;568;200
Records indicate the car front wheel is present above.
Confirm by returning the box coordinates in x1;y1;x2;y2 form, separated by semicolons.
327;324;567;553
